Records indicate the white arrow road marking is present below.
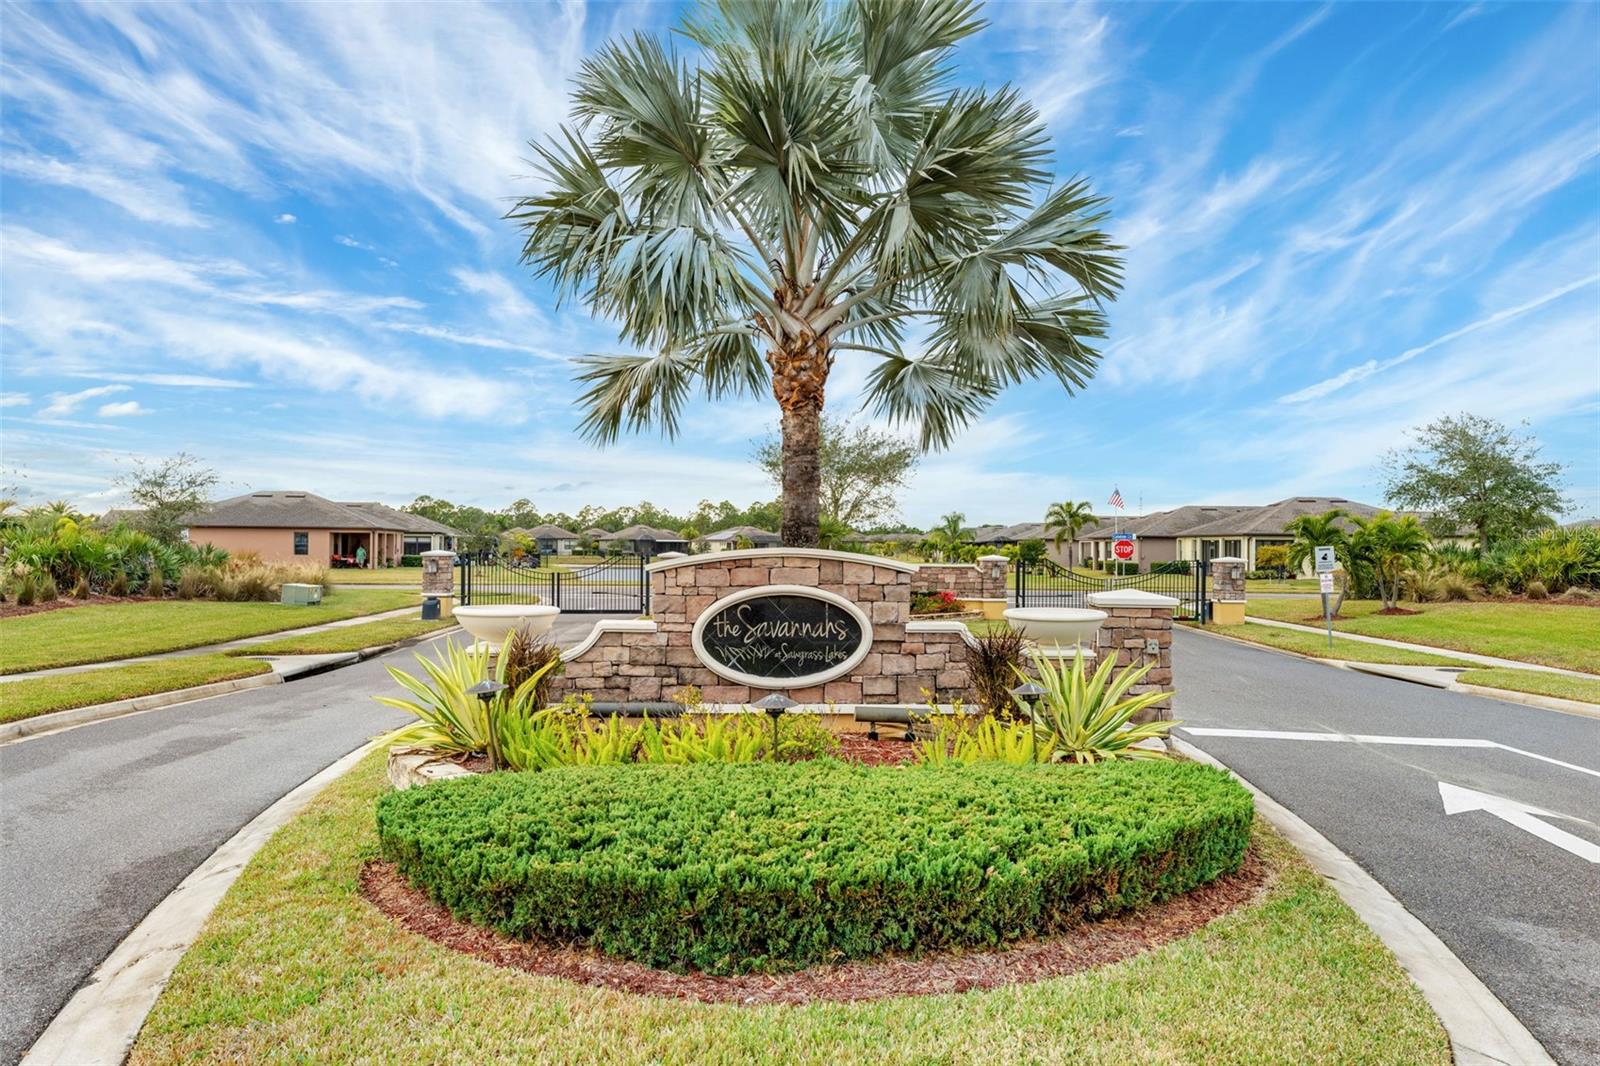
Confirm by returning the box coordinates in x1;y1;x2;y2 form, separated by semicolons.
1438;782;1600;864
1180;727;1600;780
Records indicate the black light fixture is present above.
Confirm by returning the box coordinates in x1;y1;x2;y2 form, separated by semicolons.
467;679;509;770
1009;680;1047;763
753;691;798;759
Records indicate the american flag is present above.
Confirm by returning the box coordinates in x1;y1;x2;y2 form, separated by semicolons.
1107;487;1125;510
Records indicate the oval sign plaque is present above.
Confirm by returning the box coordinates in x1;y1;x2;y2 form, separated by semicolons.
691;585;872;689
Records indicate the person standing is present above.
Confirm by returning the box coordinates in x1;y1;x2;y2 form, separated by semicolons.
355;544;367;569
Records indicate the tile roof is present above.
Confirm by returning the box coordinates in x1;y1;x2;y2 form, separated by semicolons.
702;525;782;543
600;524;687;542
509;523;580;540
186;492;463;534
339;500;463;536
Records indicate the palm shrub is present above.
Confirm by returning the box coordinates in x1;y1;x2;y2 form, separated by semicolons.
1017;649;1177;763
1285;508;1354;610
1349;512;1430;610
1044;500;1095;555
509;0;1122;546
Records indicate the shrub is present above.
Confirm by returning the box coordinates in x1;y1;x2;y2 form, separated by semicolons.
1434;572;1478;602
376;759;1253;974
146;567;166;598
1525;579;1549;600
108;571;129;597
1104;561;1139;575
175;566;215;599
910;589;961;615
232;567;276;602
1020;649;1177;763
498;627;563;710
400;554;422;567
15;574;37;607
1253;545;1291;572
73;576;91;599
964;626;1029;717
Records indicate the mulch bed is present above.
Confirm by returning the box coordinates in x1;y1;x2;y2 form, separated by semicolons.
360;848;1271;1005
833;734;917;765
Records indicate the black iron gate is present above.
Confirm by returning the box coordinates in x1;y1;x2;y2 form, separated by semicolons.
1015;557;1208;622
457;553;649;614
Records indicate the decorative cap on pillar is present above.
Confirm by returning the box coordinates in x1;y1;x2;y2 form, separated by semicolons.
1086;589;1181;609
976;554;1009;564
655;551;688;561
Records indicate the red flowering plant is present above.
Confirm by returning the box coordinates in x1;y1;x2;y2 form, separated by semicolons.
910;590;963;615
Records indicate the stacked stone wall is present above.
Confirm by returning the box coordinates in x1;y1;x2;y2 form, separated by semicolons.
550;552;971;706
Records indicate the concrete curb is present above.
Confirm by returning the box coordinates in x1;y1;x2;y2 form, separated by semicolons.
20;738;385;1066
0;673;283;745
1453;682;1600;721
1173;737;1553;1066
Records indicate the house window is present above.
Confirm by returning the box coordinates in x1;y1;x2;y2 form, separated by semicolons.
1224;539;1243;558
293;531;309;556
403;536;431;557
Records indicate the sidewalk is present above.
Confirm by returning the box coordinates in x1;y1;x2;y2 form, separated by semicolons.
1243;616;1596;678
0;607;420;684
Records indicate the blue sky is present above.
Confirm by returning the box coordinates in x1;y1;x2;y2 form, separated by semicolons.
2;0;1596;526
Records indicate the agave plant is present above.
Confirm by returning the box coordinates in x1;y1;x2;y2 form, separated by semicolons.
915;713;1048;766
1015;649;1177;763
376;639;562;757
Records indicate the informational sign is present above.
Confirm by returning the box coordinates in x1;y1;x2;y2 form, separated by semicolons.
1319;572;1335;595
694;586;870;688
1112;532;1137;561
1314;545;1337;574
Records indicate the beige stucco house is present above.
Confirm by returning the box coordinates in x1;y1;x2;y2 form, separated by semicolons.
184;491;461;568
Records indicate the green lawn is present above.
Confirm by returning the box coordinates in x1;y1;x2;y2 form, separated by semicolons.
130;752;1449;1066
0;655;273;725
1245;597;1600;673
328;567;422;586
1192;623;1472;667
0;589;417;674
228;617;455;656
1244;578;1322;594
1456;668;1600;706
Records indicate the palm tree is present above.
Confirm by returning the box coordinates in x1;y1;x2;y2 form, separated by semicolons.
925;511;972;561
510;1;1122;546
1285;508;1351;614
1044;500;1095;559
1350;512;1430;610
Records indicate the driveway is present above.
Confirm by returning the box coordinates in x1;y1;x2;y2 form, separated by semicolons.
0;615;619;1065
1173;627;1600;1065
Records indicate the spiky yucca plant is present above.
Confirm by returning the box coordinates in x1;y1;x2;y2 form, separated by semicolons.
1016;649;1178;763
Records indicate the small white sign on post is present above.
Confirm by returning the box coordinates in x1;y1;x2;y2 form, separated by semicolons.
1314;546;1337;650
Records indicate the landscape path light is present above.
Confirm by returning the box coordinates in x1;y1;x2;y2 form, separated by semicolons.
1009;681;1047;763
468;679;509;771
753;691;798;760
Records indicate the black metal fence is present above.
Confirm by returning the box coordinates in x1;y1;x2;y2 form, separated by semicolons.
457;553;649;614
1015;558;1208;621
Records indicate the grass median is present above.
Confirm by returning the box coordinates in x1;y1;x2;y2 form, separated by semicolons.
130;751;1449;1065
0;655;273;725
0;589;417;674
228;617;455;657
327;568;423;586
1245;598;1600;673
1456;668;1600;706
1192;622;1472;667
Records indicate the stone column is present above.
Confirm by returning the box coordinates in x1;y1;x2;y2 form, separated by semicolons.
1209;556;1246;626
973;555;1010;621
420;549;456;618
1086;589;1177;721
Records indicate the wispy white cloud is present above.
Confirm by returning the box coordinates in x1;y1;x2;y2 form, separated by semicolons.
0;393;32;408
39;384;129;419
97;399;149;417
273;213;296;224
0;153;205;226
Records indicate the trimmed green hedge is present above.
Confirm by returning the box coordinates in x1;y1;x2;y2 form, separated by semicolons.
376;760;1253;974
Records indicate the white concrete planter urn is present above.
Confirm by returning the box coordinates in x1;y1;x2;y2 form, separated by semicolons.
1002;607;1108;647
453;604;560;651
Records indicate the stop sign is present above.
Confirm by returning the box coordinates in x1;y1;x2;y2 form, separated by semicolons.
1113;539;1135;561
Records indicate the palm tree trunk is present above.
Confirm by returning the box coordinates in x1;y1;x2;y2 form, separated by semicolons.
772;340;828;547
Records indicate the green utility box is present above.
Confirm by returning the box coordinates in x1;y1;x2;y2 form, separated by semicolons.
281;582;324;606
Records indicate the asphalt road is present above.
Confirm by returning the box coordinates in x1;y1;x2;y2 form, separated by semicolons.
1173;627;1600;1065
0;649;422;1062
